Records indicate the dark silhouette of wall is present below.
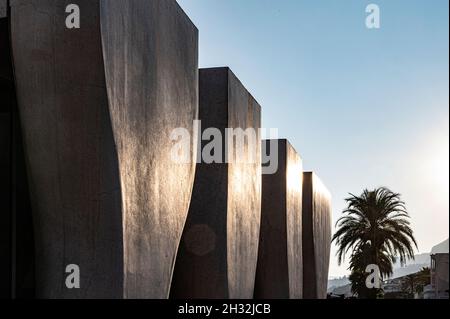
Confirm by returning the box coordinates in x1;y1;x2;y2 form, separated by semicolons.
100;0;199;298
0;15;12;299
254;139;303;299
302;172;332;299
0;13;35;299
9;0;198;298
171;68;262;299
10;0;124;298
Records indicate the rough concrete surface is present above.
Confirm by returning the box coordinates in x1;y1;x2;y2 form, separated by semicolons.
302;172;332;299
9;0;198;299
171;67;261;299
1;16;35;299
100;0;198;299
10;0;124;299
0;0;6;18
0;16;12;299
254;139;303;299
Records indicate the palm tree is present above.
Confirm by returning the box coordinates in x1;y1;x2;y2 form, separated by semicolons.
401;274;417;297
348;244;386;298
332;187;418;298
413;267;431;294
401;267;430;297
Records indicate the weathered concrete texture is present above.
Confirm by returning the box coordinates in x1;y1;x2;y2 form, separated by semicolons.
171;67;261;299
1;15;35;299
100;0;198;299
0;1;6;18
254;139;303;299
0;16;12;299
302;172;332;299
9;106;36;299
0;112;11;298
10;0;123;298
0;114;10;298
10;0;198;299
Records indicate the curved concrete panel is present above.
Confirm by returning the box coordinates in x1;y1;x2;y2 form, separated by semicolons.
302;172;332;299
254;139;303;299
170;67;261;299
100;0;198;298
10;0;123;298
1;16;12;298
10;0;198;298
1;16;35;298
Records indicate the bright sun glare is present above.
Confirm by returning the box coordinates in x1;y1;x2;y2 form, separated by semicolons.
427;137;450;197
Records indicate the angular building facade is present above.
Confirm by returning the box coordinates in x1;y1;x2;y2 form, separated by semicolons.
1;9;35;299
0;11;12;299
302;172;332;299
1;0;335;300
100;0;199;299
170;67;262;299
1;12;14;299
430;253;449;299
7;0;198;298
254;139;303;299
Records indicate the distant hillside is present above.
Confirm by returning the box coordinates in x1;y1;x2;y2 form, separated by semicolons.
328;277;350;291
329;283;352;297
394;253;430;267
390;238;449;278
391;262;429;279
328;238;449;291
392;252;430;278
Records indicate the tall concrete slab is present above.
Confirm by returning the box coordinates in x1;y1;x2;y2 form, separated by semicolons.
0;1;6;18
170;67;261;299
9;105;36;299
0;15;12;299
10;0;124;299
254;139;303;299
1;13;35;299
0;109;11;299
302;172;332;299
10;0;198;298
100;0;198;299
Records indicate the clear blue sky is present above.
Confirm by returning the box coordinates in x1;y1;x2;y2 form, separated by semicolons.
177;0;449;277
